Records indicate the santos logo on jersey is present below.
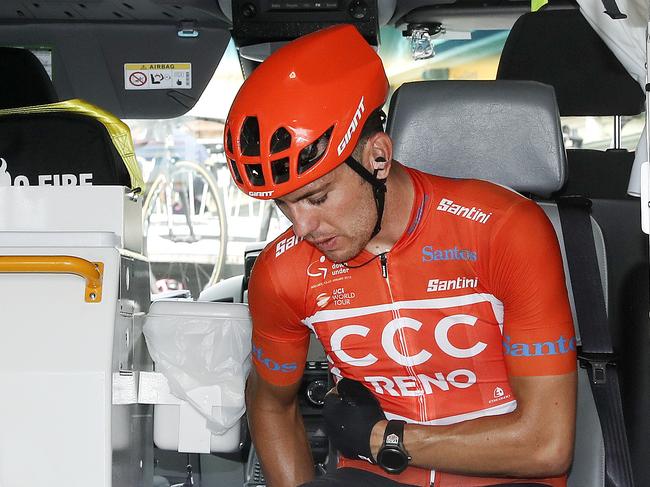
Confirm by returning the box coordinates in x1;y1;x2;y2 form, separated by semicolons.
422;246;478;262
502;334;576;357
252;344;297;373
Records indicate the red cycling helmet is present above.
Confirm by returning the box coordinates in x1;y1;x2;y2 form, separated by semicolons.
224;24;389;200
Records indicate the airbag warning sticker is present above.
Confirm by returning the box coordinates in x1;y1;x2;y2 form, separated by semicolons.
124;63;192;90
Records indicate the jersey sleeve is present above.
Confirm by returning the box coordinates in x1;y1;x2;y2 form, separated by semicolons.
248;252;310;386
488;199;577;376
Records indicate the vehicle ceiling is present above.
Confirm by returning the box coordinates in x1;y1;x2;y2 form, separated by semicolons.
0;0;572;118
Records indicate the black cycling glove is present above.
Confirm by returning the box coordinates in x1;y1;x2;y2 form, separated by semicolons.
323;378;386;463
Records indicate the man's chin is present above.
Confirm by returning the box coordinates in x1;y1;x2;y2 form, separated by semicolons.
321;247;364;264
307;237;367;263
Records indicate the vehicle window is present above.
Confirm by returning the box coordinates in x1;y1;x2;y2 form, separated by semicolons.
129;29;513;297
561;114;645;150
379;29;509;90
133;26;645;298
128;39;254;297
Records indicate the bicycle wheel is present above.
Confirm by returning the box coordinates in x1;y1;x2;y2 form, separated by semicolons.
143;160;228;296
258;200;292;242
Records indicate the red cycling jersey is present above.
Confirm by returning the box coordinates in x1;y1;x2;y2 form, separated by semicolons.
248;167;576;487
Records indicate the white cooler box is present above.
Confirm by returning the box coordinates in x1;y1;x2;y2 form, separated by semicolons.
140;300;252;454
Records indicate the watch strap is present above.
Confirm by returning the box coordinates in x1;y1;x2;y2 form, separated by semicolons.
382;419;406;448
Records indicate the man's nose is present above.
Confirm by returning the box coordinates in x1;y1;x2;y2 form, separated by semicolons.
290;205;319;239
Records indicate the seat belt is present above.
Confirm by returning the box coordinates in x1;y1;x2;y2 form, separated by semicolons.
600;0;628;19
557;196;634;487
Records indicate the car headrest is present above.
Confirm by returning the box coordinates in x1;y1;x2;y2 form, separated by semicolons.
0;99;144;190
386;80;566;199
0;47;58;109
497;9;644;116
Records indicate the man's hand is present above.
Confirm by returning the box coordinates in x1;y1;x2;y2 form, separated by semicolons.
322;378;386;463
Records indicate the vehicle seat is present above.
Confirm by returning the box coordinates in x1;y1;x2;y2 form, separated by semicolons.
387;79;605;487
0;46;58;109
0;47;143;190
496;10;649;484
496;8;644;199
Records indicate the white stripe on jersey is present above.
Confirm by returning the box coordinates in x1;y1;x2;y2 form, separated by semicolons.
303;293;504;329
385;399;517;425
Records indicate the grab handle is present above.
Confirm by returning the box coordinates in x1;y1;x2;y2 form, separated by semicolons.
0;256;104;302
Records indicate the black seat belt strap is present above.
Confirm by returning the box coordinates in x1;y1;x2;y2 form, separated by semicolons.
601;0;628;19
557;196;634;487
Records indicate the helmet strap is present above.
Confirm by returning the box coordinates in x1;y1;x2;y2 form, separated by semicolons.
345;155;387;239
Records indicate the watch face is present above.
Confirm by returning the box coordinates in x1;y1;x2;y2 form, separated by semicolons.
379;447;407;472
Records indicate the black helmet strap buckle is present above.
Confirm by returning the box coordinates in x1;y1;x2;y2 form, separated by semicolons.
345;155;387;239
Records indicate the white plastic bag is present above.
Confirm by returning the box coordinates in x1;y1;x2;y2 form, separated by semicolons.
143;301;252;435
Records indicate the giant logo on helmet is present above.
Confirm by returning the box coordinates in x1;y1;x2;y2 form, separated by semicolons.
337;96;365;156
249;190;274;197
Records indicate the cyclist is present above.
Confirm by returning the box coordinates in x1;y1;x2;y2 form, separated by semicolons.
225;24;577;487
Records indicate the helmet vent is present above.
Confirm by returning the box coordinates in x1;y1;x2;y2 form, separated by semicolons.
270;127;291;154
241;117;261;156
271;157;290;184
226;129;233;153
298;126;333;175
229;158;243;184
245;163;266;186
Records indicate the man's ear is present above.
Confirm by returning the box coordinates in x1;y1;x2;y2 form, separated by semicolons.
366;132;393;179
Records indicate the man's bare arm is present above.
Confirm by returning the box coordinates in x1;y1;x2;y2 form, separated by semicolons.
370;371;577;478
246;368;315;487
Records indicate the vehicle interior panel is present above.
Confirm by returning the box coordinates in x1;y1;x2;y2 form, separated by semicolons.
559;150;635;199
0;0;230;24
590;197;650;486
231;0;381;47
389;0;530;27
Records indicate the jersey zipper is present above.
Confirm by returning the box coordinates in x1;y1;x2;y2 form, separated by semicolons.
380;253;388;278
379;252;428;423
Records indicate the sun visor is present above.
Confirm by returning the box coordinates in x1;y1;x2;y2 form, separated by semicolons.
0;22;231;119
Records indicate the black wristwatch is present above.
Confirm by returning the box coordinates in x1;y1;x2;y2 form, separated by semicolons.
376;420;411;474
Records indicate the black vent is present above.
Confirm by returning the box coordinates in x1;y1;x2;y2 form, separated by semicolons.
229;159;243;184
270;127;291;154
241;117;260;156
298;126;333;175
245;163;265;186
271;157;290;184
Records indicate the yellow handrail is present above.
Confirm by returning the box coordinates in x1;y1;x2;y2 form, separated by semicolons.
0;256;104;303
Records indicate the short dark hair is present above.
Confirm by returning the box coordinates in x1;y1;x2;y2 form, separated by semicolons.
351;108;386;161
